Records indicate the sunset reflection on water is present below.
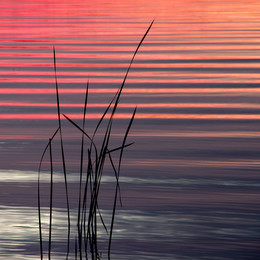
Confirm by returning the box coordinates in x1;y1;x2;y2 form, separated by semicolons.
1;0;260;259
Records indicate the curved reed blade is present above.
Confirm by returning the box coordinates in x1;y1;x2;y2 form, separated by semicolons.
107;142;134;154
77;82;89;259
53;47;61;126
92;89;119;138
107;151;122;207
38;127;59;260
118;107;137;173
48;138;54;260
106;21;154;258
111;20;154;117
97;21;154;181
97;205;108;234
53;47;71;259
81;149;93;258
62;114;98;162
108;108;137;257
106;142;136;207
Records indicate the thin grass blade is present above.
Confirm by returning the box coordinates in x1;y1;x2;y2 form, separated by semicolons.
53;47;71;259
38;127;59;260
48;138;54;260
77;82;89;260
108;107;137;257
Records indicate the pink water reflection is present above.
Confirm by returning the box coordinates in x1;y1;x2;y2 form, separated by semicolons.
1;87;260;94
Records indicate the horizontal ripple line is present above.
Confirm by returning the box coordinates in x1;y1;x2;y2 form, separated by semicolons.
0;113;260;120
1;88;260;94
1;102;260;109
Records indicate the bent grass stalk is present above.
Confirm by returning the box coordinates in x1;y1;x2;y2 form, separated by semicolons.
38;21;153;259
53;46;71;260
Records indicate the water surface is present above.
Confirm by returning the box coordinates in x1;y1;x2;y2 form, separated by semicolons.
0;0;260;259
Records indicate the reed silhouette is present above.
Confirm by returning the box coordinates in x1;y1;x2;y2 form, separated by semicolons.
38;20;154;259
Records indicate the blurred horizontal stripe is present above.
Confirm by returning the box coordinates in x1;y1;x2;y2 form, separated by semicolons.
0;113;260;120
1;87;260;94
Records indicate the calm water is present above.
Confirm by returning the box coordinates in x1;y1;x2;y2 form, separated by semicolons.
1;0;260;259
